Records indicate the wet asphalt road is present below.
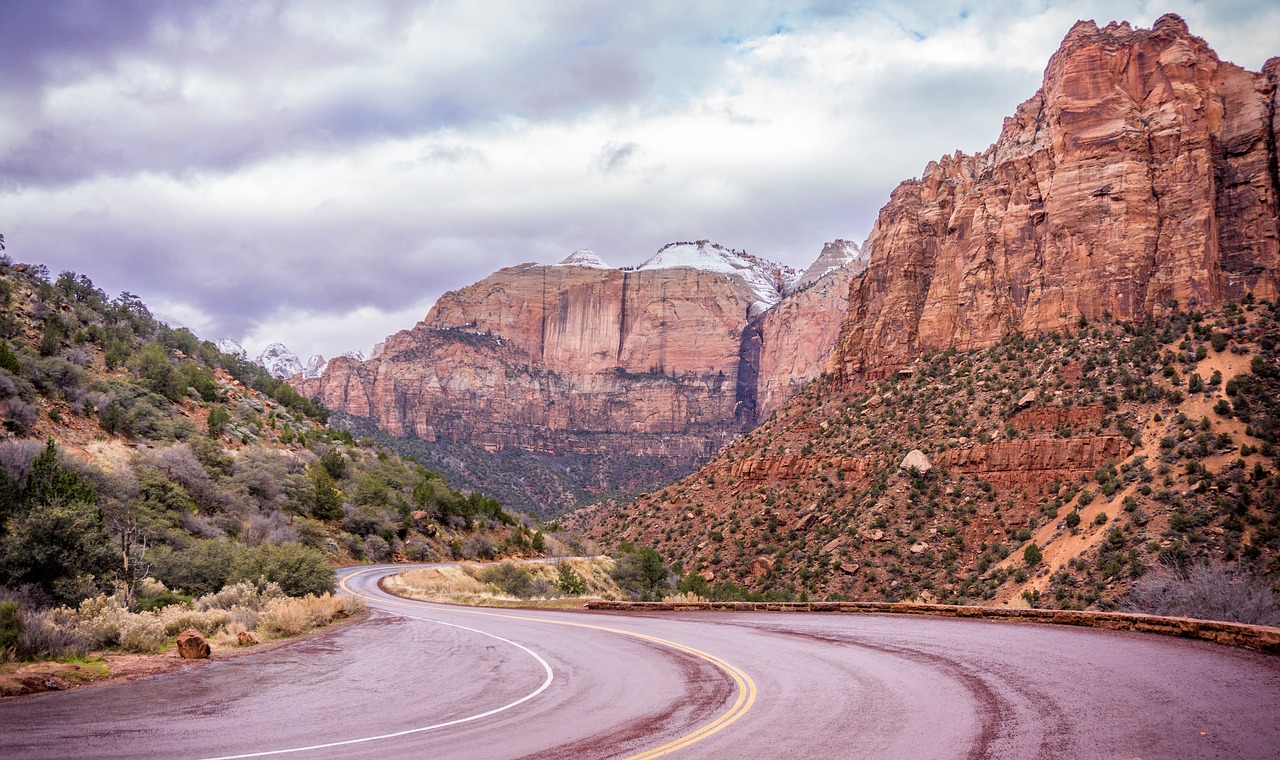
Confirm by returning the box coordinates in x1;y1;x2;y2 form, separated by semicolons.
1;564;1278;759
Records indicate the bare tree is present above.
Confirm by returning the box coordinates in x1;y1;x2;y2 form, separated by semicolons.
106;503;151;611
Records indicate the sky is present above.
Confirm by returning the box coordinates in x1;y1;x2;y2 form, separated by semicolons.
1;1;1276;362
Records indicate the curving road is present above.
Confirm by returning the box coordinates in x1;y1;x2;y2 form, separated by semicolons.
2;564;1278;759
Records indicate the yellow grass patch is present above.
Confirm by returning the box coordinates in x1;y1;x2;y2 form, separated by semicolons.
384;558;623;608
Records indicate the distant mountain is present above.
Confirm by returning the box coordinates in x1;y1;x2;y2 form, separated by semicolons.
256;342;303;379
294;239;858;516
253;343;333;380
636;240;795;318
214;338;248;362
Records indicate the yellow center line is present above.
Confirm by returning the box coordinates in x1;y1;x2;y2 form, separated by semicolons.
339;567;757;758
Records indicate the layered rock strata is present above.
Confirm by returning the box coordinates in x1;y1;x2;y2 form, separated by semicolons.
835;15;1280;381
296;242;858;508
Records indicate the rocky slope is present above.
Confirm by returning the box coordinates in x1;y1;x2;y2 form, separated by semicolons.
835;14;1279;382
573;302;1280;608
296;241;861;514
571;16;1280;609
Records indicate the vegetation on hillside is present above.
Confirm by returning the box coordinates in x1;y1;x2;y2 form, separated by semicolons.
337;413;695;519
579;299;1280;619
0;255;573;661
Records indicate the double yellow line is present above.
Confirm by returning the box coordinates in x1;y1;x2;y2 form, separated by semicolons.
340;567;757;758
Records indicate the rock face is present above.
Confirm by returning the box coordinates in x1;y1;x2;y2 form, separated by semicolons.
835;15;1280;381
176;629;210;660
295;242;859;510
754;240;866;418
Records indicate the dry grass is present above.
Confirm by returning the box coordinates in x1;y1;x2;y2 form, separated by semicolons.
255;594;360;638
384;558;623;608
6;582;363;661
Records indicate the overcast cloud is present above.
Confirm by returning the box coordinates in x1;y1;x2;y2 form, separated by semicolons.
1;0;1276;360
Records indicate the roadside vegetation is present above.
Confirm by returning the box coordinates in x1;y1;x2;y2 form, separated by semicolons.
384;558;619;608
2;580;359;661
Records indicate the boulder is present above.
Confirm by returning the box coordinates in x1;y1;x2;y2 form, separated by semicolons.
900;449;933;474
748;557;774;579
237;630;261;646
176;629;210;659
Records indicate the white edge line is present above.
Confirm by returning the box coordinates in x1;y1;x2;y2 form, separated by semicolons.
199;611;555;759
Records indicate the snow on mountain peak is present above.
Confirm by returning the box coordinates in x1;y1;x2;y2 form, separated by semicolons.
788;239;867;294
303;355;327;378
255;343;331;379
214;339;248;362
555;249;611;268
638;240;794;308
256;343;304;379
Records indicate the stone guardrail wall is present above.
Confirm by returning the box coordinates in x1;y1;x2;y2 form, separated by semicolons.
584;600;1280;654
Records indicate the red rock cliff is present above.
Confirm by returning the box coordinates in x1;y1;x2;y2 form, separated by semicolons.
298;259;749;453
835;14;1280;381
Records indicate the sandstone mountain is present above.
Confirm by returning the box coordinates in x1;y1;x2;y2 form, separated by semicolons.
571;16;1280;609
295;240;861;515
836;14;1279;382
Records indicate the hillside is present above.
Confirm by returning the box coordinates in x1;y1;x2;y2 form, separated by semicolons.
572;302;1280;608
0;256;570;659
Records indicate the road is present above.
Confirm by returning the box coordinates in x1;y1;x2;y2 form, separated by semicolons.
1;564;1278;758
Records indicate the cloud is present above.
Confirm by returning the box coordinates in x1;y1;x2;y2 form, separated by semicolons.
0;0;1275;360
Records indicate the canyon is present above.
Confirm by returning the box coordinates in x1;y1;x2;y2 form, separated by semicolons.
569;16;1280;607
294;241;863;513
300;13;1280;603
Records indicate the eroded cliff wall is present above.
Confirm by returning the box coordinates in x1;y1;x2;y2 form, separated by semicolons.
835;15;1280;381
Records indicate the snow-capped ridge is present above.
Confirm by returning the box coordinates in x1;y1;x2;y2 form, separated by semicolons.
302;354;327;379
555;249;611;268
256;343;304;379
787;239;867;294
214;339;248;362
254;343;334;379
638;240;794;308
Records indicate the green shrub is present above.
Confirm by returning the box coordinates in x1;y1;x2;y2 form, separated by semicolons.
479;563;535;598
1064;511;1082;529
137;589;194;613
231;543;335;597
0;341;19;375
556;563;587;596
1023;543;1042;566
149;541;235;597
